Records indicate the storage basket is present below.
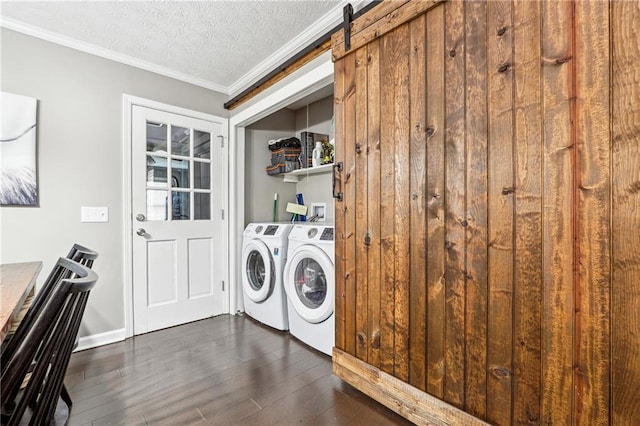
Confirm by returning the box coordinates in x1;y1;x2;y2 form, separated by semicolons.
265;159;299;176
271;147;302;167
265;164;283;175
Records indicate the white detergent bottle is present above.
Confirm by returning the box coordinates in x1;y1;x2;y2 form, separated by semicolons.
312;141;323;167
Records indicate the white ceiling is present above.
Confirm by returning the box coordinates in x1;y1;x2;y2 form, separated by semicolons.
0;1;347;96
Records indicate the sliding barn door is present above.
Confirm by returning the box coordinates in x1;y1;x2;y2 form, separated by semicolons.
332;1;639;425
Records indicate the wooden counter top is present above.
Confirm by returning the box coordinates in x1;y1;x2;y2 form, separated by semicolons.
0;261;43;342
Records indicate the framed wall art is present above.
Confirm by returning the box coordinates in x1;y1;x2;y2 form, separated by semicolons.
0;91;38;206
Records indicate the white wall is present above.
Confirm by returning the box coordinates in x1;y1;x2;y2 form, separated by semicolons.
244;108;297;224
0;28;229;339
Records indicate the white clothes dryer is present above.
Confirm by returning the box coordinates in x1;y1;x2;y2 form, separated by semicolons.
241;223;293;330
283;224;335;356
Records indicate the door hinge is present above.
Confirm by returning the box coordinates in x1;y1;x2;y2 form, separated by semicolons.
221;209;225;220
218;135;224;148
221;280;225;291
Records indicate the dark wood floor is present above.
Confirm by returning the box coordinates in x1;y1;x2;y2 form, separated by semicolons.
65;314;413;425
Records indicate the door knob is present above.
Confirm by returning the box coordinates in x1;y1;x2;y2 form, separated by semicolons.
136;214;146;222
136;228;147;236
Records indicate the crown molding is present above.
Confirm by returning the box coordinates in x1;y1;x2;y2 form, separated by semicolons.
0;17;230;95
228;0;370;97
2;1;372;99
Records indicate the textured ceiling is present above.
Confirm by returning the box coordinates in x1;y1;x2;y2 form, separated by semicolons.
0;1;342;93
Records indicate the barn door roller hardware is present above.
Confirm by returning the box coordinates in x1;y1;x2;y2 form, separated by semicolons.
343;4;354;51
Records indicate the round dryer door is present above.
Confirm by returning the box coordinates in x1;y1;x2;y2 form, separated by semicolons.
242;239;274;302
284;245;334;324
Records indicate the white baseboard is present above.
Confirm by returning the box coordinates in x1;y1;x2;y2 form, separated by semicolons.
74;328;126;352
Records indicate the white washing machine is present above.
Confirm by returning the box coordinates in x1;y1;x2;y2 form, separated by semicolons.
283;224;335;356
241;223;293;331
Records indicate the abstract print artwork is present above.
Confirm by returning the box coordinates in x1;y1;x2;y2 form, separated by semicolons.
0;91;38;206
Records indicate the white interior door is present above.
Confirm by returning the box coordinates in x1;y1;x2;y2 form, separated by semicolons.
132;105;224;334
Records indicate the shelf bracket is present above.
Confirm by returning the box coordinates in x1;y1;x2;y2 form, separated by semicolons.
343;4;353;52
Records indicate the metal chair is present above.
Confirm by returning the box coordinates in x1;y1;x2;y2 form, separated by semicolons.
66;243;98;268
60;243;99;409
1;244;98;417
1;244;98;368
1;257;98;425
0;244;98;362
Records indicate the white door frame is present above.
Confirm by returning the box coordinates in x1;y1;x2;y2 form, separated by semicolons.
122;94;229;338
228;53;334;315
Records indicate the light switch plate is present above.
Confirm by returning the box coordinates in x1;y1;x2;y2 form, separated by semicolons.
81;206;109;223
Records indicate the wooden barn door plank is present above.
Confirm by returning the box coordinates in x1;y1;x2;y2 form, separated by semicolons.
355;45;369;362
611;0;640;423
391;23;411;383
574;0;611;423
366;38;382;369
408;13;427;392
486;1;516;425
343;52;358;356
463;0;489;419
333;348;491;426
425;3;447;400
348;0;411;37
443;0;467;408
540;1;575;424
379;28;398;375
512;0;543;423
334;57;346;352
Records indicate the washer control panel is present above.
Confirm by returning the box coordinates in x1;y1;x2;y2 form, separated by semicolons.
320;227;334;241
263;225;279;236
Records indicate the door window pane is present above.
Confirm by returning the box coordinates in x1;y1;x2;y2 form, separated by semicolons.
144;120;216;223
172;191;190;220
194;161;210;190
171;158;190;188
294;258;327;309
146;190;168;221
146;121;167;153
194;193;210;220
147;156;167;187
171;126;190;156
194;130;211;159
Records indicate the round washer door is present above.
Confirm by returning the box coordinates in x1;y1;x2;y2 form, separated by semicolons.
284;245;334;324
242;239;274;302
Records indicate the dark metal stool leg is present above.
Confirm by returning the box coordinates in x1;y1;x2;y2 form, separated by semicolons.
60;384;72;409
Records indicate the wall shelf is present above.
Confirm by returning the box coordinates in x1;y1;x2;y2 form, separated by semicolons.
282;163;333;183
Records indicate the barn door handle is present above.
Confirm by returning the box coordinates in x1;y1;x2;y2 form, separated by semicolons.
333;162;343;202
